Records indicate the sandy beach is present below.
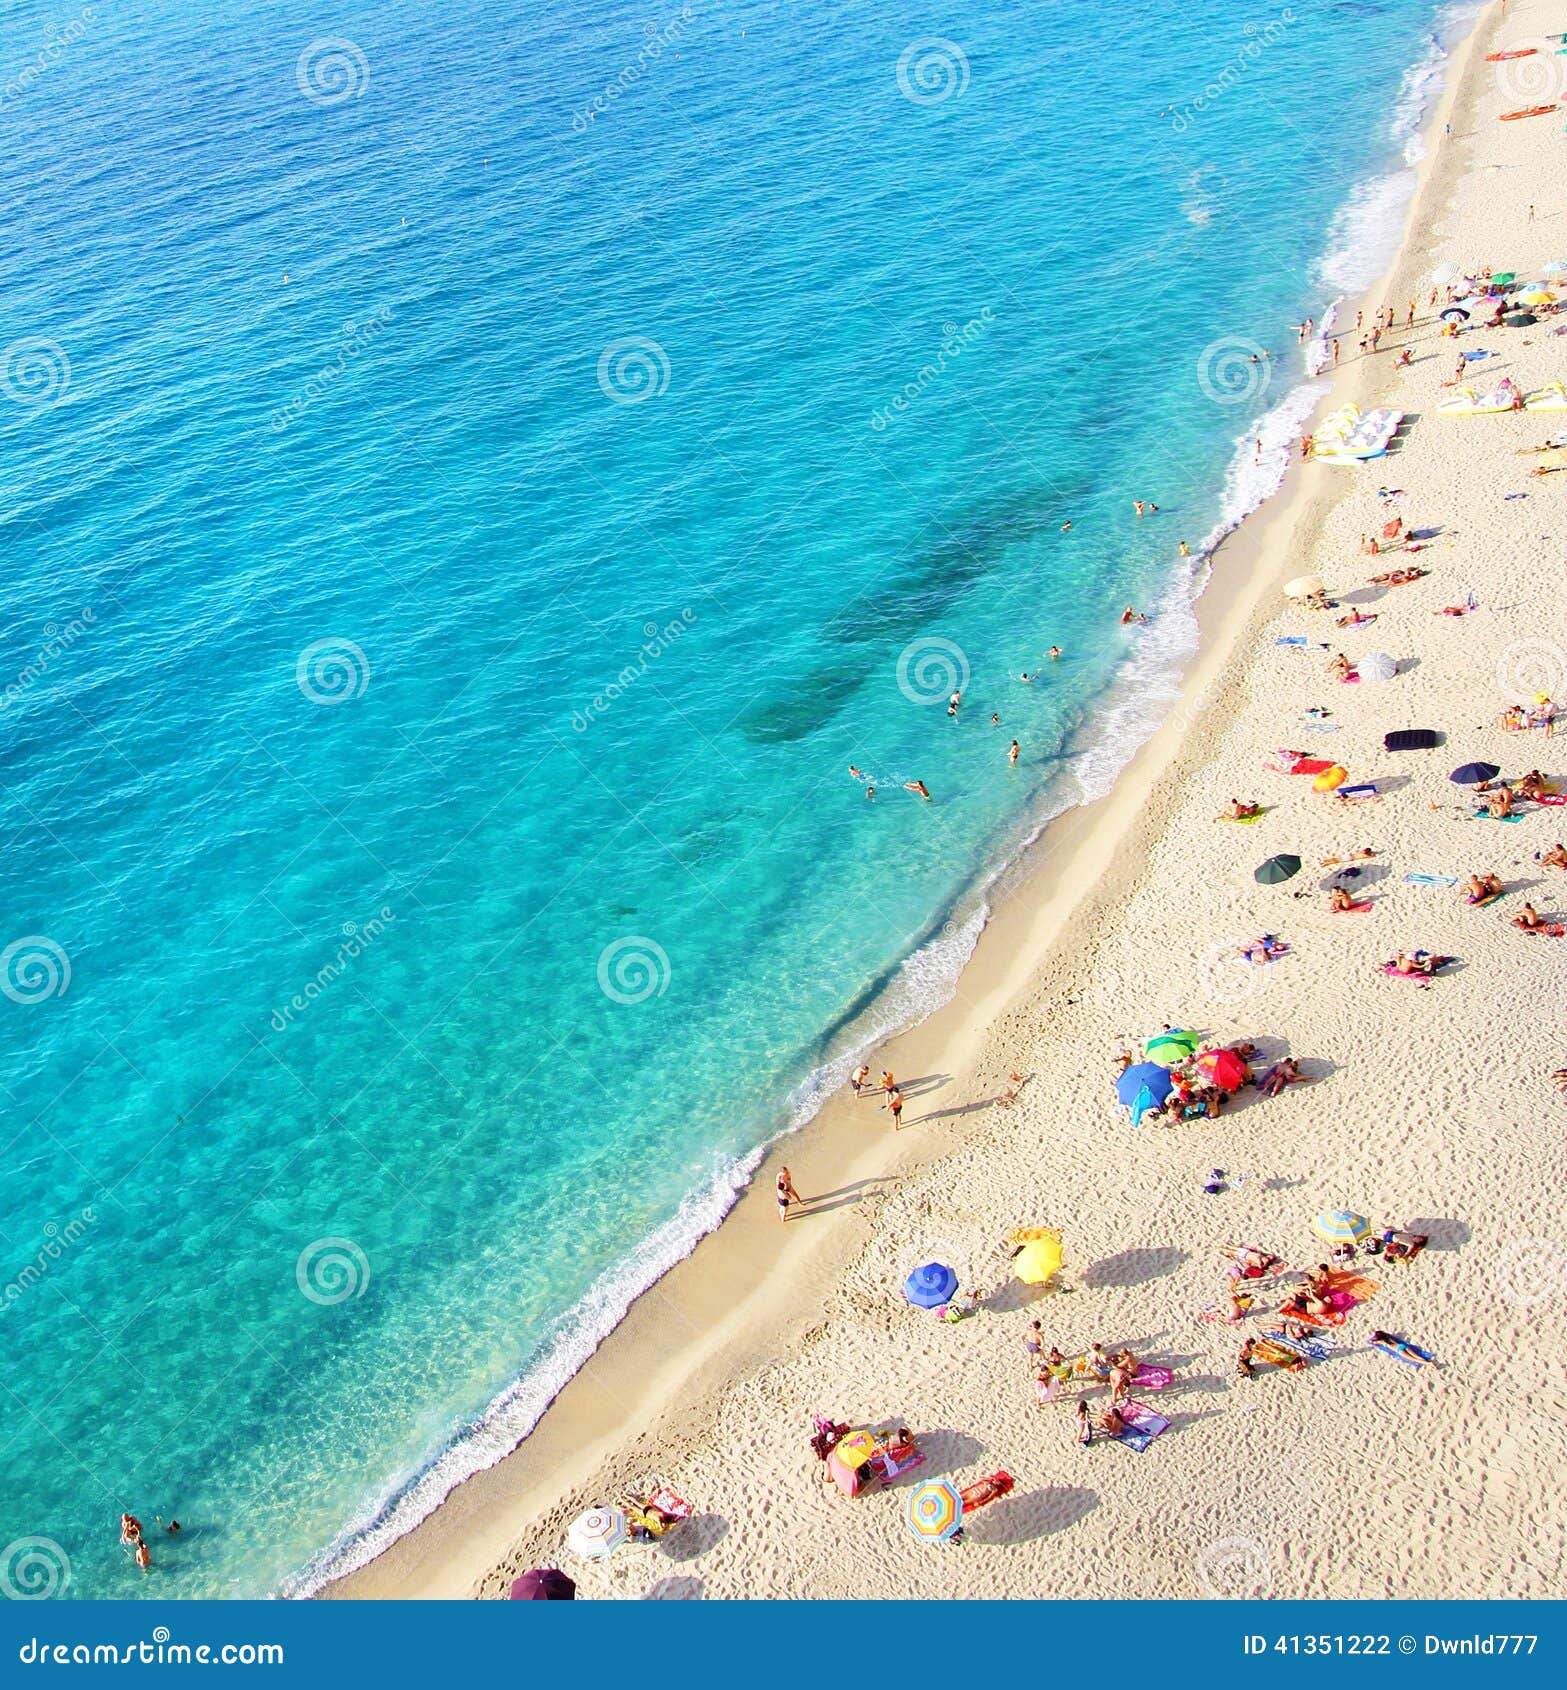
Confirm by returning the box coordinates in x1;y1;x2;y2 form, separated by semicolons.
331;0;1567;1601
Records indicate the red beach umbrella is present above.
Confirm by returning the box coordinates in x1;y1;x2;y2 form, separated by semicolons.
1196;1048;1249;1093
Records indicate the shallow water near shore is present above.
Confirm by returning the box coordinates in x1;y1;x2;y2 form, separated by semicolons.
0;0;1482;1596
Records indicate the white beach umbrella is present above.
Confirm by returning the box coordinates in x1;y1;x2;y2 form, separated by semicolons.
1358;651;1398;683
1283;574;1326;600
1429;261;1461;286
566;1506;627;1559
1542;259;1567;276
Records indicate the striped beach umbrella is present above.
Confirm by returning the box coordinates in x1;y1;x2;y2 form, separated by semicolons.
1312;1208;1371;1245
906;1479;964;1543
566;1506;627;1560
1145;1028;1198;1065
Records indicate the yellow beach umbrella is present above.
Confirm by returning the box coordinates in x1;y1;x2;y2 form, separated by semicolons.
1014;1236;1063;1285
834;1429;877;1469
1519;288;1557;306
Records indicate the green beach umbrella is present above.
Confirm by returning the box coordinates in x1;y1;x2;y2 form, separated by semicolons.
1145;1028;1198;1064
1255;854;1302;885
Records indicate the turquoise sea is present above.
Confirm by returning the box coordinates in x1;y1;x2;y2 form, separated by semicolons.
0;0;1480;1597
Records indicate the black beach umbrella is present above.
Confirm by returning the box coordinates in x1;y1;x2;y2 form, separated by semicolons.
1255;854;1302;885
1450;761;1500;786
1504;311;1537;327
1439;306;1470;322
510;1568;577;1600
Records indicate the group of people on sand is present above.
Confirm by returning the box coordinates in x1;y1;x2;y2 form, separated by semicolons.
1025;1335;1144;1444
1500;698;1556;735
850;1064;904;1129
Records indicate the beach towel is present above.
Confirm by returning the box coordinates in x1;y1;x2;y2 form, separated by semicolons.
1332;900;1374;914
1335;784;1379;800
1113;1400;1170;1453
1379;963;1431;986
1196;1304;1235;1326
1537;793;1567;806
1251;1338;1309;1371
646;1486;694;1521
1221;810;1267;825
1405;872;1458;887
1281;1303;1349;1329
1324;1271;1379;1302
1130;1365;1174;1392
1275;636;1309;646
1301;721;1341;733
1289;758;1335;776
1519;922;1567;937
1263;1330;1335;1363
1468;888;1504;908
1471;811;1525;822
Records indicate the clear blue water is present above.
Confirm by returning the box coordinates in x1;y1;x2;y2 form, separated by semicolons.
0;0;1479;1597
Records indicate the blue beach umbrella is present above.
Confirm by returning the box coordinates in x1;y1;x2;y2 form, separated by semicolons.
1116;1062;1173;1113
904;1262;959;1308
1450;762;1500;786
1312;1208;1372;1245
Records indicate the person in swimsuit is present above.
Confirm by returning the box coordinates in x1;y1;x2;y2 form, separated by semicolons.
1074;1399;1092;1446
1537;842;1567;869
1048;646;1061;661
851;1064;870;1095
1513;903;1545;931
1008;740;1020;765
905;780;930;799
1328;885;1357;911
882;1086;904;1128
776;1166;802;1222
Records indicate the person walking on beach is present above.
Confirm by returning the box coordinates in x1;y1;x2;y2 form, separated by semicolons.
882;1086;904;1129
1023;1320;1044;1366
1332;336;1340;366
851;1063;870;1096
776;1166;803;1222
1074;1398;1092;1447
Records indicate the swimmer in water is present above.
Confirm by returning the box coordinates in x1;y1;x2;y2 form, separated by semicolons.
849;765;864;781
1179;540;1191;557
1048;646;1061;660
905;780;930;800
991;712;1000;726
1060;521;1072;532
1120;607;1137;625
947;690;961;717
864;784;875;800
1008;740;1020;765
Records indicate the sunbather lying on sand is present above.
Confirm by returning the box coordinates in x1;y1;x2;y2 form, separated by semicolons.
1370;1330;1435;1369
1257;1058;1303;1097
1336;610;1376;627
1217;798;1261;820
1368;566;1427;586
1392;951;1435;976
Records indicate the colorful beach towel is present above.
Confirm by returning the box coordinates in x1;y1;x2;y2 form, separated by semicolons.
1131;1365;1174;1392
1324;1271;1380;1302
1332;900;1374;914
1471;810;1526;822
1114;1400;1170;1453
1468;888;1504;907
1251;1338;1309;1371
1290;758;1335;776
1221;809;1267;825
1405;872;1458;886
1336;784;1379;800
1370;1337;1434;1369
1263;1330;1335;1364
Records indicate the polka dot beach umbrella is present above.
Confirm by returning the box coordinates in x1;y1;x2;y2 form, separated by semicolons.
566;1506;627;1560
1312;1208;1372;1245
906;1479;964;1543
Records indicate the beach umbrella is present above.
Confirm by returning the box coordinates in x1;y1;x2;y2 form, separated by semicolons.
1450;761;1500;786
1196;1048;1249;1092
1504;312;1537;327
834;1429;878;1468
566;1507;627;1560
1430;262;1460;285
1491;272;1517;287
510;1568;576;1600
1145;1027;1198;1064
1357;651;1398;683
1283;574;1325;599
904;1261;959;1308
1519;288;1557;306
1013;1235;1063;1285
1543;259;1567;275
1255;854;1302;885
906;1479;964;1543
1115;1062;1173;1108
1312;1208;1372;1244
1439;306;1470;322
